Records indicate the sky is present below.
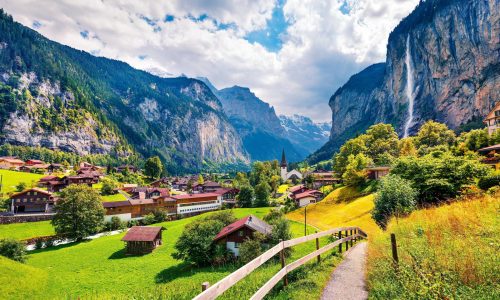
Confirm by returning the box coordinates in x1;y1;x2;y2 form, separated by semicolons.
0;0;419;122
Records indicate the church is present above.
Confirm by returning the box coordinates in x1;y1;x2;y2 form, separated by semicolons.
280;150;303;182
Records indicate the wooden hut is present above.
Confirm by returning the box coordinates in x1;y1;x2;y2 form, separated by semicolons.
121;226;163;255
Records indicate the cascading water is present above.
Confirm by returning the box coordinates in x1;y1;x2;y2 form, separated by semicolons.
403;35;415;138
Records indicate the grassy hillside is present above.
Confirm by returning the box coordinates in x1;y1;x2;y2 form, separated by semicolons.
0;256;48;299
0;221;54;240
367;194;500;299
0;170;44;194
0;207;351;299
287;186;381;237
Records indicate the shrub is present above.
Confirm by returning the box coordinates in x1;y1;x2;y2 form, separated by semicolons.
100;178;118;196
151;209;168;223
34;239;44;250
15;182;27;192
254;182;270;207
236;185;254;208
342;153;371;187
202;210;236;225
263;209;284;224
269;218;293;257
141;213;156;225
0;238;26;262
239;233;265;264
478;174;500;191
372;175;417;229
106;216;126;231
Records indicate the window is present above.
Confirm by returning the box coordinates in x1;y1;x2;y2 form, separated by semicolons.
234;242;240;248
34;192;37;195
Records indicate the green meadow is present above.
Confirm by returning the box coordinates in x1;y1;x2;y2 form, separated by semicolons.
0;169;45;194
0;221;54;240
0;207;351;299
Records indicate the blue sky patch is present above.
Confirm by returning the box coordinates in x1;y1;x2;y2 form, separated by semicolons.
32;20;42;29
244;0;289;52
340;1;352;15
164;14;175;22
138;55;147;60
80;30;89;39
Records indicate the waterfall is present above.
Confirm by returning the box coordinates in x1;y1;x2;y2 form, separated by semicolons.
403;35;415;138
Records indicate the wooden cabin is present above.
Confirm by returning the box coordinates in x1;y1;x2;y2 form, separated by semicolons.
365;166;391;180
121;226;163;255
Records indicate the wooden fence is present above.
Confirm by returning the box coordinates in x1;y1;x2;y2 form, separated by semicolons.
193;226;368;300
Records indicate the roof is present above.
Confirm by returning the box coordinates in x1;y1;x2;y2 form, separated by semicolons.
40;175;58;181
129;199;156;205
11;188;53;198
366;166;391;171
289;185;305;193
123;184;138;188
0;158;24;164
121;226;162;242
202;181;221;187
26;159;44;164
102;200;131;208
213;215;272;241
478;144;500;152
484;102;500;122
212;188;239;195
171;192;219;200
294;190;322;200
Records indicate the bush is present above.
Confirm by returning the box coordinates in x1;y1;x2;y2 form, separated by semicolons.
202;210;237;225
372;175;417;229
141;213;156;225
100;178;118;196
237;185;254;208
263;209;284;224
478;174;500;191
342;153;371;187
151;209;168;223
34;239;44;250
15;182;27;192
239;233;265;264
269;218;293;257
0;238;26;262
106;216;126;231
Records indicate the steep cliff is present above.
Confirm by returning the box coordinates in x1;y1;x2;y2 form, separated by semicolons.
310;0;500;163
0;11;248;173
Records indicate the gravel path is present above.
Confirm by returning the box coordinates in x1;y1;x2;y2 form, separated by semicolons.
320;242;368;300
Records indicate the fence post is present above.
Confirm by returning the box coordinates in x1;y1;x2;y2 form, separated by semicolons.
345;230;349;250
338;231;342;253
201;282;210;292
350;229;353;247
280;240;288;286
391;233;399;265
315;231;320;263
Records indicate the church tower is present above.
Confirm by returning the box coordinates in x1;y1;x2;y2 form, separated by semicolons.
280;149;288;181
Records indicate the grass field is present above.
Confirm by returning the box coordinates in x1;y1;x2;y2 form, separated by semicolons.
0;169;45;194
287;186;381;237
101;193;127;202
0;207;352;299
366;194;500;299
0;221;55;241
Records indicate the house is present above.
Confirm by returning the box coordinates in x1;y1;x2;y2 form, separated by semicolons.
478;144;500;170
280;150;303;182
103;190;175;221
130;187;170;199
484;102;500;136
366;166;391;180
19;163;49;173
292;190;324;207
150;177;170;188
25;159;44;166
44;173;99;192
114;165;139;173
10;188;57;214
311;171;341;189
0;157;24;170
199;181;222;192
171;192;222;215
213;215;272;257
121;226;163;255
288;184;307;197
213;188;240;205
47;163;64;173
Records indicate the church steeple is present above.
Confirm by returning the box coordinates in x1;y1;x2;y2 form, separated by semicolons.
280;149;287;168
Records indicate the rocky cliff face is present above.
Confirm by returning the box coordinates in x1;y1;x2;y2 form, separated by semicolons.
310;0;500;163
0;12;248;172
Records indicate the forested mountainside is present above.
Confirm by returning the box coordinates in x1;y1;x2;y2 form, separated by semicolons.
309;0;499;164
197;77;306;162
0;11;248;173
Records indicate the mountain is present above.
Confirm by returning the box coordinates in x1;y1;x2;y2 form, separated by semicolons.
197;77;305;162
279;114;330;155
309;0;499;164
0;11;248;173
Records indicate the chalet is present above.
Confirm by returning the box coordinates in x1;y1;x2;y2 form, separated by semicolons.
478;144;500;170
76;169;103;181
25;159;44;166
213;215;272;257
130;187;170;199
0;157;24;170
103;192;175;221
193;181;222;193
150;177;170;188
10;188;57;214
121;226;163;255
292;190;324;207
121;183;138;193
48;163;64;173
45;173;99;192
484;102;500;136
311;171;341;188
19;163;49;173
213;188;240;205
171;193;222;215
366;166;391;180
288;184;307;197
115;165;139;173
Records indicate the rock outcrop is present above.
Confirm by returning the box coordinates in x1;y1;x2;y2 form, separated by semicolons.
310;0;500;163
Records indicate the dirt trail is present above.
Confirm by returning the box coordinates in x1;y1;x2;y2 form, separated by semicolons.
320;242;368;300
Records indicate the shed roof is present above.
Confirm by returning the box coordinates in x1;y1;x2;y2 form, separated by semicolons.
213;215;272;241
478;144;500;152
171;192;219;200
289;184;305;193
122;226;162;242
294;189;322;200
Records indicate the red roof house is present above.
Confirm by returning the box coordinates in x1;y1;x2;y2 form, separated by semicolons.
121;226;163;254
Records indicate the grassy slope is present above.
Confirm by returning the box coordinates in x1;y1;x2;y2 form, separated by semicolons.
0;207;346;299
0;256;48;299
101;193;127;202
0;221;54;240
0;169;45;194
367;194;500;299
287;186;381;237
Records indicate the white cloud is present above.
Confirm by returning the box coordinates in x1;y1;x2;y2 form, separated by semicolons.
0;0;419;122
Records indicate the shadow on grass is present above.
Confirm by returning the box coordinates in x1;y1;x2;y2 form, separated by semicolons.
155;261;238;284
29;239;90;254
108;248;149;259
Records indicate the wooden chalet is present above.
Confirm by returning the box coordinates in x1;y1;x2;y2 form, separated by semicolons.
10;188;57;214
478;144;500;170
311;171;341;188
213;215;272;257
212;188;240;205
484;102;500;136
292;189;324;207
0;157;25;170
25;159;44;166
365;166;391;180
47;163;64;173
121;226;163;255
114;165;139;173
19;163;49;173
288;184;307;197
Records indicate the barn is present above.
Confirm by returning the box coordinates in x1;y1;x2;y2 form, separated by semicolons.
121;226;163;255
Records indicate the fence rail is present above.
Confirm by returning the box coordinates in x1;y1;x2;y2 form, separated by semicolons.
193;226;368;300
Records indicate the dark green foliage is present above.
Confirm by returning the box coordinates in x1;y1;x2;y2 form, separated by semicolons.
105;216;126;231
0;238;26;262
237;185;254;208
478;174;500;191
144;156;163;179
202;210;237;225
263;208;284;224
239;233;265;264
100;178;117;196
15;182;27;192
254;182;270;207
372;175;417;229
52;185;105;240
141;213;156;226
391;153;490;204
151;209;168;223
269;218;293;257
